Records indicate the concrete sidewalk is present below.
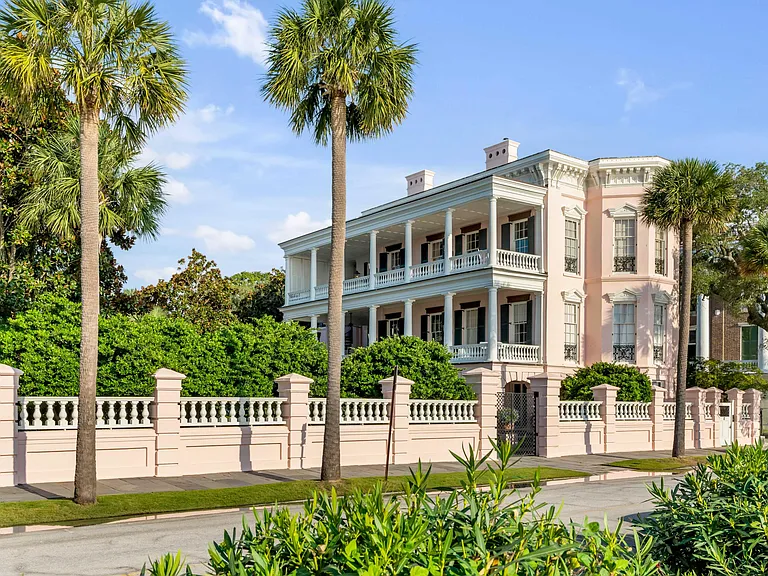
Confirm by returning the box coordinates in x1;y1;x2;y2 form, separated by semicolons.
0;448;721;503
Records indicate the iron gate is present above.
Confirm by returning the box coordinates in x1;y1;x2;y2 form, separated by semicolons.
496;391;538;455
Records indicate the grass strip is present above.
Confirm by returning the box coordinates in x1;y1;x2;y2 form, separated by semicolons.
606;456;707;472
0;466;587;528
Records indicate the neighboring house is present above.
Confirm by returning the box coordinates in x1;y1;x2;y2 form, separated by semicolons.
279;139;679;392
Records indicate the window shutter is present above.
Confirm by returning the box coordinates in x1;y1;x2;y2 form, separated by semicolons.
501;223;512;250
363;261;370;276
397;318;404;336
455;234;463;256
525;300;533;345
478;307;486;342
479;228;488;251
420;315;428;340
526;216;535;254
377;320;387;341
378;253;388;273
398;248;406;268
500;304;510;343
454;310;463;345
420;243;429;263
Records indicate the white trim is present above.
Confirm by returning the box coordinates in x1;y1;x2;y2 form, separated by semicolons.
652;291;672;305
561;289;585;303
608;288;640;303
562;205;587;221
608;203;638;218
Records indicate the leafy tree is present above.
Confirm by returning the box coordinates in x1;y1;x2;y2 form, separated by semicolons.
687;358;768;393
263;0;417;481
0;0;188;503
560;362;652;402
641;159;736;457
136;250;236;331
230;269;285;322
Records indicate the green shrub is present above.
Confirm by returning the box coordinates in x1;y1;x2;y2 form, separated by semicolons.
688;357;768;392
145;442;662;576
339;336;474;399
639;442;768;575
560;362;651;402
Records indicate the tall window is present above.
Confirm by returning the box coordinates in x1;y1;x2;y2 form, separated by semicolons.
655;230;666;275
564;303;579;361
653;304;666;363
511;302;528;344
429;239;444;262
389;250;403;270
564;219;579;273
741;325;759;364
614;218;636;272
513;220;529;253
464;308;479;344
386;317;401;338
428;313;444;343
465;231;480;253
612;303;636;363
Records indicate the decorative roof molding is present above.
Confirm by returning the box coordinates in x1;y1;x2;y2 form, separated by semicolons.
608;203;638;218
608;288;640;303
587;156;669;187
562;289;585;303
652;291;672;305
562;205;587;221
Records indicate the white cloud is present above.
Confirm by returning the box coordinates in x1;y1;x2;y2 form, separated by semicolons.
165;152;194;170
164;178;192;204
193;224;256;252
615;68;663;112
134;266;177;284
268;211;331;243
186;1;269;66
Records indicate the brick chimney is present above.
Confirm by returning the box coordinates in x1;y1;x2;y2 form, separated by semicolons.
406;170;435;196
484;138;520;170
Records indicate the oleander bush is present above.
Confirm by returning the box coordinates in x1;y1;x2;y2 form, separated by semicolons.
142;442;662;576
638;442;768;575
560;362;652;402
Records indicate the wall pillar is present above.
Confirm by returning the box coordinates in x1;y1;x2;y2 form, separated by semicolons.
535;205;544;272
381;375;413;464
533;293;544;362
404;299;414;337
0;365;21;487
706;387;722;448
529;372;563;458
310;314;318;332
463;367;501;456
369;230;378;289
444;209;453;275
727;388;745;443
744;388;762;443
759;329;768;373
686;387;707;449
276;373;312;469
310;248;318;300
284;256;291;305
488;287;498;362
649;384;666;450
697;295;710;360
444;292;455;347
488;197;497;266
368;305;379;345
153;368;185;478
404;220;413;282
592;384;619;453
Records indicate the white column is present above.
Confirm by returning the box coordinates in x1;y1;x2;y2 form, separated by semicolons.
404;299;414;336
533;293;543;362
369;230;378;289
489;197;497;266
488;287;498;362
444;292;454;347
284;256;291;304
535;205;544;272
697;295;710;360
759;328;768;373
310;315;318;335
404;220;413;282
310;248;318;300
368;305;378;346
444;209;453;275
341;310;348;357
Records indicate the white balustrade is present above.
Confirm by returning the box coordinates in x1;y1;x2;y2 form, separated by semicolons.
308;399;326;423
449;343;488;362
180;398;284;427
742;403;752;420
410;260;444;280
306;398;391;424
686;402;693;420
410;400;476;423
496;249;541;272
342;276;370;294
497;343;540;363
559;401;602;421
450;250;489;272
286;290;311;305
703;403;714;420
375;268;406;288
616;402;651;421
663;402;676;420
17;397;153;430
315;284;328;299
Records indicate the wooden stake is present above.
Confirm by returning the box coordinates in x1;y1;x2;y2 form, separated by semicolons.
384;365;399;482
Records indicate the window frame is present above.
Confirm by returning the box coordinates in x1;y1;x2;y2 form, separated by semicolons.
463;308;479;345
429;239;444;262
564;302;579;361
386;318;401;338
510;302;528;344
512;219;529;254
564;218;580;274
427;312;444;343
741;325;759;362
464;231;480;254
612;303;636;363
654;229;667;275
653;304;666;363
613;217;637;273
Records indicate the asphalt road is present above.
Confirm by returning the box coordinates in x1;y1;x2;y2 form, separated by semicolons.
0;474;677;576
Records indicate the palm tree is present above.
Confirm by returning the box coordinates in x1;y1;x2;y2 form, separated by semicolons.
0;0;186;504
262;0;416;481
642;158;735;457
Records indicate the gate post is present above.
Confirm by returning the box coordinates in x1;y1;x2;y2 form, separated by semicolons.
744;388;762;443
529;373;562;458
649;385;666;450
0;364;21;487
706;388;721;448
153;368;185;478
462;368;501;457
381;375;413;465
727;388;745;444
686;387;707;449
591;384;618;453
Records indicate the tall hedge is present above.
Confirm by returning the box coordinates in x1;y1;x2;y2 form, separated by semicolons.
560;362;651;402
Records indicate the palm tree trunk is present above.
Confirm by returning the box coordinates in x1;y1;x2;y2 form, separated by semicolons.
672;220;693;457
321;93;347;482
74;104;100;504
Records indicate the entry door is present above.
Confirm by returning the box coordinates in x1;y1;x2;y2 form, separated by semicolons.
720;402;734;446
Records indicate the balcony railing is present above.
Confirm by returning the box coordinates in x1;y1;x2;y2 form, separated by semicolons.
451;250;489;272
613;255;636;273
563;343;578;362
315;284;328;299
342;276;370;294
655;257;666;275
496;249;540;272
564;256;579;274
497;343;540;363
449;343;488;363
376;267;406;287
613;344;636;363
653;345;664;363
286;289;311;305
410;260;444;280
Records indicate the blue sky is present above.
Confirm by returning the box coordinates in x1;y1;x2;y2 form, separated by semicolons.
123;0;768;287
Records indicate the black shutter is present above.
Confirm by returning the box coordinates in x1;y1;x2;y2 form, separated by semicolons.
398;248;406;268
455;234;463;256
501;223;512;251
478;307;486;342
527;216;535;254
500;304;510;343
377;320;387;341
525;300;533;344
420;315;428;340
479;229;488;251
379;253;388;273
454;310;463;345
363;261;370;276
420;243;429;263
397;318;404;336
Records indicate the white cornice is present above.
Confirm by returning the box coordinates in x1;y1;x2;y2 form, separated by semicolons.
652;291;672;305
562;205;587;221
608;288;640;303
608;203;638;218
588;156;669;187
562;289;585;303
